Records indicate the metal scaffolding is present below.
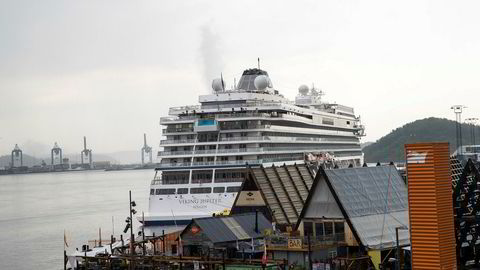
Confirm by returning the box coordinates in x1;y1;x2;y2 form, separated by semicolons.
451;157;480;266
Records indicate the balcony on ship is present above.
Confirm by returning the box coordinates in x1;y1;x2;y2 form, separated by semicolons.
159;115;198;124
159;135;359;147
155;155;328;170
168;105;200;115
157;150;194;157
160;112;274;126
160;139;196;145
159;144;361;159
162;127;194;134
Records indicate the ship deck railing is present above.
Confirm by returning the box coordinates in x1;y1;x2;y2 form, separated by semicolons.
158;150;194;157
200;102;286;110
160;139;196;145
167;100;287;114
215;112;274;119
161;111;319;124
159;145;360;157
160;115;199;123
160;136;359;146
158;146;360;159
151;177;244;185
162;128;194;134
156;157;303;169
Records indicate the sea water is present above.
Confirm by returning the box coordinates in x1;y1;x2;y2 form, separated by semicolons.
0;169;152;270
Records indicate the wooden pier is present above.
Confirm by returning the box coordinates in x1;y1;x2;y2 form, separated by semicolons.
66;231;370;270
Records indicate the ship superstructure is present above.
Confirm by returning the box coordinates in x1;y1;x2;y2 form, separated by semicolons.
144;68;365;226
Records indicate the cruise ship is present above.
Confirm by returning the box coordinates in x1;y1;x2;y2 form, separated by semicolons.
143;67;365;226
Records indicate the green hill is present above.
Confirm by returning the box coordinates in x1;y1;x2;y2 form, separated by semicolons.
363;117;479;163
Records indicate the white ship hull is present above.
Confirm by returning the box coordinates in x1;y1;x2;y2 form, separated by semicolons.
143;183;239;226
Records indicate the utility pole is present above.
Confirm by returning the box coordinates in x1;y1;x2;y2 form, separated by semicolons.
396;226;408;270
451;105;466;155
124;190;137;270
307;234;312;270
396;227;400;270
129;191;135;255
465;118;478;147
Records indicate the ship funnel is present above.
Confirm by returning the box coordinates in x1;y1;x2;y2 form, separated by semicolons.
237;68;272;91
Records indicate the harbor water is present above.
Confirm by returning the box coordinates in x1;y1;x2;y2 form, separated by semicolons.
0;169;152;270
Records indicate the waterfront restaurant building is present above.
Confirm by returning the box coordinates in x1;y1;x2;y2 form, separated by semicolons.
230;164;410;269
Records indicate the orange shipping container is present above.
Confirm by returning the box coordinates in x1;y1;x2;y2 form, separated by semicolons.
405;143;457;270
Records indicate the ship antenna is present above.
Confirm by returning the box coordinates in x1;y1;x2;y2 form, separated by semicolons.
257;57;260;69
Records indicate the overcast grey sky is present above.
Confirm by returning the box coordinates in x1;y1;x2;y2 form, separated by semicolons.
1;0;480;157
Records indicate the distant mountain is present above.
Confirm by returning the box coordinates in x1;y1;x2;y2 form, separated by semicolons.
102;150;146;165
363;117;479;163
361;141;374;149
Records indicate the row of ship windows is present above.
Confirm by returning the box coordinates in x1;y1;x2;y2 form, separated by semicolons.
150;186;241;195
166;118;355;134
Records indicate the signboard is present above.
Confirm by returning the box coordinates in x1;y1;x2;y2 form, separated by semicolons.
406;150;429;164
287;238;302;250
236;191;266;206
191;226;200;234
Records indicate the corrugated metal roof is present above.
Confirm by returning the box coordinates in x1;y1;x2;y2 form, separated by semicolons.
191;213;272;243
323;165;410;249
250;164;314;225
221;217;250;240
405;143;457;269
325;166;408;217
